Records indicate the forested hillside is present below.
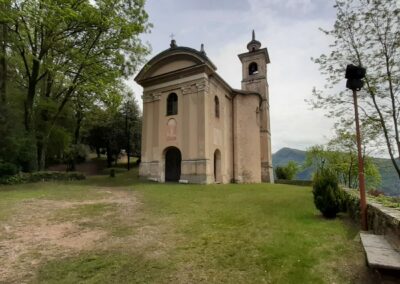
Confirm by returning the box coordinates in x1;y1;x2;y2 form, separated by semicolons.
273;147;400;196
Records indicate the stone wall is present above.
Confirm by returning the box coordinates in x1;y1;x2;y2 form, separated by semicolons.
343;189;400;250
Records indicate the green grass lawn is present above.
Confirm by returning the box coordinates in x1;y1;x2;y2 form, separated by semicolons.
0;170;375;283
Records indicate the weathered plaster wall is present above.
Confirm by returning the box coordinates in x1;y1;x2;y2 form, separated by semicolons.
140;74;211;183
207;77;233;184
233;94;261;183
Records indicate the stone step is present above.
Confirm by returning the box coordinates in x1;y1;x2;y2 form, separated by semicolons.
360;232;400;271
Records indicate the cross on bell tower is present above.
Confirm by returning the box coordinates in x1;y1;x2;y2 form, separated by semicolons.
238;30;273;183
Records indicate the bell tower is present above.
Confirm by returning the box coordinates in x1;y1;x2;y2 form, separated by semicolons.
238;30;274;183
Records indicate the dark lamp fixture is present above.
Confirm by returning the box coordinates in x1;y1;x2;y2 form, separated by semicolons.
345;64;366;91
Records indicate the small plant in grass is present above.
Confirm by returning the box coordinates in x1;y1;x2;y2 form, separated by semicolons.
110;169;116;178
312;168;344;218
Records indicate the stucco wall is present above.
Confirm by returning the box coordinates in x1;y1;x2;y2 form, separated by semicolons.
233;94;261;183
206;77;234;184
241;51;274;183
140;71;263;184
138;46;272;184
140;74;210;183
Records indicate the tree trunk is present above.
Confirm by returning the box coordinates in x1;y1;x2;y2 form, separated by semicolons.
24;59;40;131
0;18;6;104
106;145;112;168
68;111;83;172
125;108;131;171
74;111;83;145
36;138;47;171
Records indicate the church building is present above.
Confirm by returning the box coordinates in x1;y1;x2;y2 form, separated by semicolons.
135;31;273;184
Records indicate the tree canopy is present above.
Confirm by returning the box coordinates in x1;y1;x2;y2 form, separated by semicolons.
0;0;149;174
310;0;400;180
305;129;382;190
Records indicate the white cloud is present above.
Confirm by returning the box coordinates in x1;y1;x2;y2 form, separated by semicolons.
128;0;338;153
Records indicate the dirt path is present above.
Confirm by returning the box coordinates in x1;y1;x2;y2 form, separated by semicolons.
0;188;171;283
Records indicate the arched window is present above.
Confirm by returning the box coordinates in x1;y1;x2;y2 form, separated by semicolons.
214;96;220;118
167;93;178;116
249;62;258;75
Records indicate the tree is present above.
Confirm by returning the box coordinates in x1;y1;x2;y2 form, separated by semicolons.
310;0;400;180
121;94;141;169
275;161;299;180
1;0;151;170
0;0;8;104
84;91;141;168
305;137;381;189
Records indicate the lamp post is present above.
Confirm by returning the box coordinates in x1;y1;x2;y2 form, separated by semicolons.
345;64;368;231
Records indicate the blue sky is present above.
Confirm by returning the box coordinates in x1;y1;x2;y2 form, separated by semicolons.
129;0;341;153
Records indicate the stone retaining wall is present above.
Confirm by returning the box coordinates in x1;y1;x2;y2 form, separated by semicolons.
343;189;400;250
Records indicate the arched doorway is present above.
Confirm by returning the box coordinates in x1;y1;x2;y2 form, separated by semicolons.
165;147;181;182
214;149;221;183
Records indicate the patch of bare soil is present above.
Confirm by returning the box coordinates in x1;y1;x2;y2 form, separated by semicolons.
0;188;171;283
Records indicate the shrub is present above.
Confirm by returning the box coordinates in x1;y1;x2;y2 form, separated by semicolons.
275;167;286;179
28;171;86;182
341;189;360;220
0;162;18;177
312;168;344;218
368;189;384;197
0;171;85;185
275;161;298;180
64;144;90;169
110;169;116;178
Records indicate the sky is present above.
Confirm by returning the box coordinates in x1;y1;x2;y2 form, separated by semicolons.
128;0;342;153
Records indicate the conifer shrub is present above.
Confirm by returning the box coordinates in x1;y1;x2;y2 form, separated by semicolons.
312;168;344;218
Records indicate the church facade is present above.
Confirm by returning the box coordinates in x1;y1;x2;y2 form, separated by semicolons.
135;32;273;184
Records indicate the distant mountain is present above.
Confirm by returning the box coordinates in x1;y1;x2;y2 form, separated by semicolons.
272;147;400;196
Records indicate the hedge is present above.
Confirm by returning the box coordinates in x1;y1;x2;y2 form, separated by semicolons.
274;179;313;187
0;171;86;185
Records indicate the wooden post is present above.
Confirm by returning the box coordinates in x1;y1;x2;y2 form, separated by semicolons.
352;89;368;230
